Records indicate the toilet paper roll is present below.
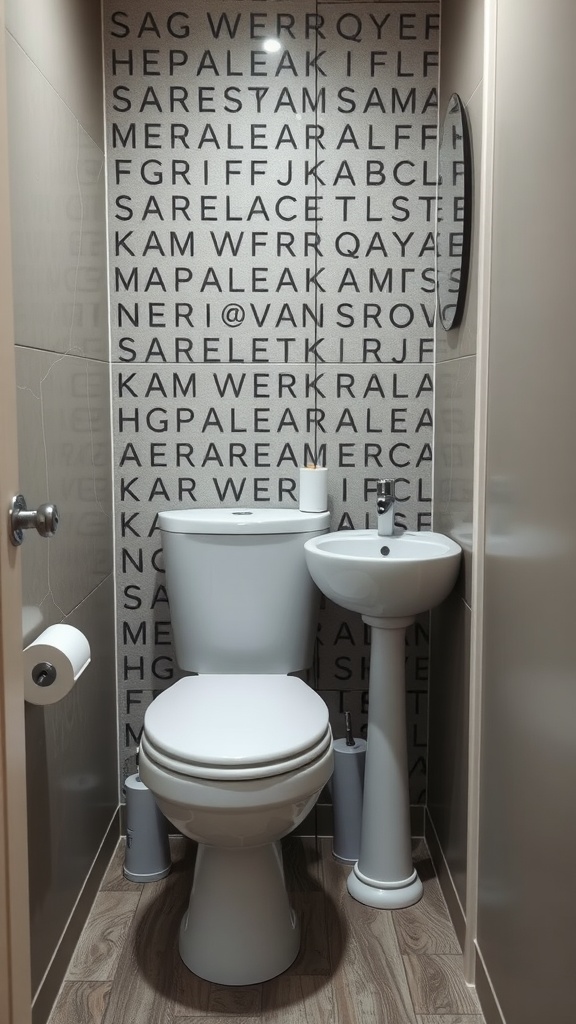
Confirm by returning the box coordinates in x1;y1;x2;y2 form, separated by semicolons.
299;465;328;513
23;624;91;706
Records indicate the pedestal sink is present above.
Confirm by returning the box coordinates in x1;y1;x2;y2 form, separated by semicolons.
304;529;461;909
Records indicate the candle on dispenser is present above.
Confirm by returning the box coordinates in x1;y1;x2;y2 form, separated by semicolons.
299;464;328;513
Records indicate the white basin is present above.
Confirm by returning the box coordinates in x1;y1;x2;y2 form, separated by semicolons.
304;527;462;910
304;529;462;620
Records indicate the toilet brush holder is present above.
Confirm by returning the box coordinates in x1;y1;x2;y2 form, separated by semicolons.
123;773;171;882
331;715;367;864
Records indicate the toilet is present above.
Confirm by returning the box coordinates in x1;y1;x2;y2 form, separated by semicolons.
139;508;333;986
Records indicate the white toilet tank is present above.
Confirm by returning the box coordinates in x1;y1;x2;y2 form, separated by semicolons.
159;508;330;674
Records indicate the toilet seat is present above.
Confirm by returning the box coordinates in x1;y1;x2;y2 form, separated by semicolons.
141;728;332;781
142;674;332;781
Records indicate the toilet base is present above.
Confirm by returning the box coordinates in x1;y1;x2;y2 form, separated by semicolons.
179;841;300;985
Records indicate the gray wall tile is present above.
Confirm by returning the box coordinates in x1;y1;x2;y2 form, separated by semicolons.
428;592;471;910
429;0;482;909
7;36;107;360
26;577;116;993
16;348;112;617
6;0;104;148
433;355;476;605
7;3;114;998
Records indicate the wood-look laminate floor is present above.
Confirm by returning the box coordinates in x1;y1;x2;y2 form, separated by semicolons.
48;837;484;1024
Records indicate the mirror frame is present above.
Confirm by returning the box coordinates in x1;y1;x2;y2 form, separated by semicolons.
436;93;472;331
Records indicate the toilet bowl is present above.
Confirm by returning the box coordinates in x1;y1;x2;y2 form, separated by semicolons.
140;673;333;985
138;508;332;986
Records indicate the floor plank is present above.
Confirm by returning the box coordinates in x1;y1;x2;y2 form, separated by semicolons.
171;955;213;1019
289;892;331;976
207;983;262;1015
412;839;434;866
282;836;325;891
416;1016;486;1024
65;891;140;981
322;841;417;1024
102;851;211;1023
261;976;336;1023
99;840;143;894
60;835;485;1024
403;955;481;1016
48;981;112;1024
393;878;462;955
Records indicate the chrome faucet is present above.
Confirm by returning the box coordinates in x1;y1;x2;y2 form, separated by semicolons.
377;480;396;536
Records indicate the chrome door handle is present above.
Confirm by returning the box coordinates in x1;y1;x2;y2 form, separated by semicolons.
9;494;59;546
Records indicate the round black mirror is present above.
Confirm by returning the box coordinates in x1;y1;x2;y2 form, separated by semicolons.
437;94;472;331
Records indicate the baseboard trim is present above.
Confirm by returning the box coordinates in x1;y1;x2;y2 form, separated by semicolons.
32;807;120;1024
424;809;467;952
475;941;507;1024
424;812;506;1023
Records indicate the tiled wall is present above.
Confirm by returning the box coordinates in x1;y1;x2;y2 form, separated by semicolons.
428;0;483;911
5;0;116;1002
104;0;439;812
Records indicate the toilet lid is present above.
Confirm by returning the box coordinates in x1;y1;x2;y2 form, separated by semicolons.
143;674;331;778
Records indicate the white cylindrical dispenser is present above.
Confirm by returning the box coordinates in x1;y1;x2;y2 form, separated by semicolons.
123;773;171;882
299;465;328;513
331;713;367;863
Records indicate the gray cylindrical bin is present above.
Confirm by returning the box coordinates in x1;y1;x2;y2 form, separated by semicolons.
123;773;171;882
331;735;367;863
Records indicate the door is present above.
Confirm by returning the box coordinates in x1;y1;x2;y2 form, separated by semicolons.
0;1;32;1021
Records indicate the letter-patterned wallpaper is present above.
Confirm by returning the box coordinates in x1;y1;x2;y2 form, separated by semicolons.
104;0;439;815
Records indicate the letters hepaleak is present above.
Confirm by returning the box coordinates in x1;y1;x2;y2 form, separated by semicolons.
110;46;438;81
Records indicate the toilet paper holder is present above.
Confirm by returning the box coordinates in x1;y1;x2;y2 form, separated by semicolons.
31;661;57;688
23;624;91;705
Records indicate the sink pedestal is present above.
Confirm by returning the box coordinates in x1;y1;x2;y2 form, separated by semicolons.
303;526;462;908
347;614;423;910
